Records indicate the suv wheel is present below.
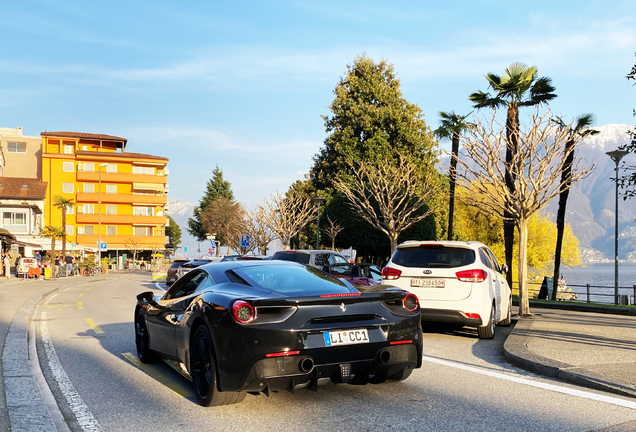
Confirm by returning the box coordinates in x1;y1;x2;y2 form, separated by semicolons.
477;304;495;339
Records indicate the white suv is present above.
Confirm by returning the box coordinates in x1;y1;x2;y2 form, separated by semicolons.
381;241;511;339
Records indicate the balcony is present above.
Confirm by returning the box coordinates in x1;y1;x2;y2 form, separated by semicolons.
75;235;168;248
76;172;168;185
76;193;167;205
75;214;168;225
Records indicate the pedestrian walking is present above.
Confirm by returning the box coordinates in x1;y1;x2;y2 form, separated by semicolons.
4;253;11;278
65;253;73;276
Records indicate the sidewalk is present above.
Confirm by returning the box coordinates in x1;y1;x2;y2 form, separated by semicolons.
504;305;636;398
0;272;136;432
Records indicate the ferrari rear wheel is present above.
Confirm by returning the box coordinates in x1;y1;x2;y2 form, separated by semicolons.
135;311;157;363
387;367;413;382
191;326;246;406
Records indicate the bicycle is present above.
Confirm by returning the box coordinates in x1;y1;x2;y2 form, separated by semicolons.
92;266;103;276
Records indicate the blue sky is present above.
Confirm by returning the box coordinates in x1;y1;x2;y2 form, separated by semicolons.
2;0;635;207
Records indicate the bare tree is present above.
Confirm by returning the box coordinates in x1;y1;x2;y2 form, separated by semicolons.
323;216;344;251
201;197;246;255
455;108;593;316
245;207;275;255
257;191;315;249
334;153;440;254
125;237;143;268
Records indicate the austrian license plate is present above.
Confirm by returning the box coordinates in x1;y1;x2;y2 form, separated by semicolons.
411;278;445;288
323;329;369;347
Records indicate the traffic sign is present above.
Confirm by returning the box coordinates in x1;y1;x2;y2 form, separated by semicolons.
100;242;107;250
241;235;250;247
208;248;213;254
184;246;189;252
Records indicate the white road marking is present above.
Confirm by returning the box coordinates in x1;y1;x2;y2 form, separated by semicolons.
422;355;636;410
41;311;102;431
155;282;166;291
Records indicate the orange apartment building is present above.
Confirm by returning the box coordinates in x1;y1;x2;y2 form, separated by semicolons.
41;132;169;257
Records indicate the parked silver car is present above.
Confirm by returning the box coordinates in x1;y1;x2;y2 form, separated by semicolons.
270;250;349;269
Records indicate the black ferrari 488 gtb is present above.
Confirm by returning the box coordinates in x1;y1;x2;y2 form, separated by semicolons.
135;260;422;406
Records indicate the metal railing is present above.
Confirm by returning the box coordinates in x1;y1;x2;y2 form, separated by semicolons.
514;282;636;305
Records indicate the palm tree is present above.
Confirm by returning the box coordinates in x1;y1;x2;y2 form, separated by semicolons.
469;62;557;286
53;196;75;258
434;111;472;240
551;114;599;300
42;226;65;261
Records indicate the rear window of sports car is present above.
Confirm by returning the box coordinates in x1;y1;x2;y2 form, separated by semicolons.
392;247;475;268
270;252;310;264
230;265;349;295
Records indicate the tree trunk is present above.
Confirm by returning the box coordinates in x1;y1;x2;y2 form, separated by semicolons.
552;138;575;300
518;217;531;316
503;105;519;287
389;232;399;256
447;132;460;240
61;209;67;258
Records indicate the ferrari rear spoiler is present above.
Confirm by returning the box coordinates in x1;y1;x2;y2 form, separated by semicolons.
249;290;408;307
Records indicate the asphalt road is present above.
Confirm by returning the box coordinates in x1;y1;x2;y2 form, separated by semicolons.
34;274;636;432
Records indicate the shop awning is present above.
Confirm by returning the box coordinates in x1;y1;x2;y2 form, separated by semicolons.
0;228;17;242
12;239;42;247
132;183;165;192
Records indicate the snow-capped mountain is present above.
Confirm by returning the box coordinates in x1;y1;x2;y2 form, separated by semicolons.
581;124;632;152
166;199;200;257
544;123;636;259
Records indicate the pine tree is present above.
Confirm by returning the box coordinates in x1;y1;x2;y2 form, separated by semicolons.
187;166;235;242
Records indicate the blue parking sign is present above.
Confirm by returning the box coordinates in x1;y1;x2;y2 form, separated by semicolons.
100;242;107;250
241;235;250;247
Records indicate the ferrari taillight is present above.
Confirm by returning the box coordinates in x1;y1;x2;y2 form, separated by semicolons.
403;293;419;312
231;301;255;324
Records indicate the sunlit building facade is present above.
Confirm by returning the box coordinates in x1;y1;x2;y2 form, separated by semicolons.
41;132;169;256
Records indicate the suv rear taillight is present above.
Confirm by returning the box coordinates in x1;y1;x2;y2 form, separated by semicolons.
403;293;419;312
455;269;487;283
231;300;255;324
381;267;402;280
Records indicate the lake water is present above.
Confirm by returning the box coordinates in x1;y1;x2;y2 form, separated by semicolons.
540;263;636;304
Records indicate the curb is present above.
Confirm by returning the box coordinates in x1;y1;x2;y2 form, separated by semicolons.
3;289;59;432
503;316;636;399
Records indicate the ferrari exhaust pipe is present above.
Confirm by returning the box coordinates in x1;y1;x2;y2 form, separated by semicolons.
377;350;391;364
299;357;315;373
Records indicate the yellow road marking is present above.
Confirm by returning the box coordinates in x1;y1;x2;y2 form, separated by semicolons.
42;304;70;308
86;287;92;290
121;353;190;398
78;293;84;298
77;302;83;310
85;318;104;334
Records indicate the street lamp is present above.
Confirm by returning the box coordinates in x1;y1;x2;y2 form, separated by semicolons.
311;197;326;250
98;163;108;265
605;149;628;305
